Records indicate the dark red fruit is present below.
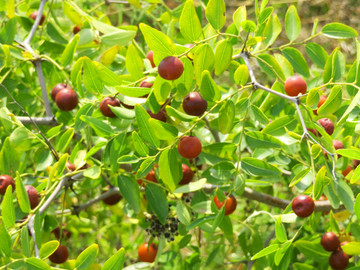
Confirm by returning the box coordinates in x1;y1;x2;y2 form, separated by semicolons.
49;244;69;264
147;109;166;122
139;80;153;88
66;161;76;171
213;194;237;215
321;232;340;251
73;26;81;34
333;140;344;157
329;249;349;270
99;97;121;117
178;136;202;159
182;92;208;116
318;118;334;135
102;191;122;205
30;11;45;25
284;76;307;96
353;159;360;168
120;101;134;110
138;243;157;263
137;169;158;186
179;164;194;185
291;195;314;218
158;56;184;80
307;128;319;137
25;185;39;209
342;166;352;177
146;51;156;68
51;227;72;240
51;83;69;101
0;175;15;195
314;95;327;115
55;88;78;111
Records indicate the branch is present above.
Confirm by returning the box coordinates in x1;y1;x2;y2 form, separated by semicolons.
34;59;53;117
17;116;57;125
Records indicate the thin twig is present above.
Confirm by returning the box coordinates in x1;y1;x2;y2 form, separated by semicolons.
16;116;57;125
203;117;220;143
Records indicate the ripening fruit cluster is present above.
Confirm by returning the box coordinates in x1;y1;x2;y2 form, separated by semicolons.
51;83;78;111
321;232;350;270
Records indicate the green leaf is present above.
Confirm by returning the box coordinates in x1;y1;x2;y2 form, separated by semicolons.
212;207;225;230
257;54;285;81
176;202;191;226
258;7;273;25
241;157;281;176
321;23;358;39
214;40;233;75
263;14;281;47
355;193;360;220
165;106;197;122
0;219;12;256
80;116;114;137
9;126;33;151
317;85;342;115
234;64;249;85
275;216;287;243
285;5;301;41
341;241;360;256
187;215;216;231
1;185;15;228
102;248;126;270
305;43;328;69
16;173;30;213
159;149;181;191
314;166;327;200
153;76;172;105
126;44;144;79
132;131;149;156
83;58;103;94
97;63;123;86
61;35;80;66
0;17;16;44
294;240;329;258
289;168;311;187
116;86;152;97
39;240;59;260
322;48;345;84
251;244;280;260
219;100;235;134
241;20;257;32
245;131;283;149
135;105;160;148
100;45;119;66
194;44;215;85
202;143;237;159
233;6;246;32
101;30;136;47
75;244;99;270
200;70;220;102
135;158;155;179
25;257;51;270
306;88;320;109
249;105;269;125
56;128;74;153
173;178;207;194
282;47;310;77
145;183;168;224
118;175;141;214
149;118;178;140
205;0;226;30
335;148;360;159
179;0;203;42
84;166;101;179
21;226;31;257
63;1;83;26
337;179;354;213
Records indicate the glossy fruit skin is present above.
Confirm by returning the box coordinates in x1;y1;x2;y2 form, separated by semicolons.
178;136;202;159
318;118;334;135
49;244;69;264
333;140;344;157
329;249;349;270
99;97;121;117
137;169;158;186
179;164;194;185
314;95;327;115
0;175;15;195
139;80;153;88
182;92;208;116
73;26;81;34
25;185;39;209
158;56;184;80
30;11;45;25
102;192;122;205
147;109;166;122
342;165;352;177
51;83;69;101
321;232;340;251
55;88;78;111
291;195;314;218
66;161;76;171
213;194;237;215
138;243;157;263
284;76;307;96
52;227;72;240
146;51;156;68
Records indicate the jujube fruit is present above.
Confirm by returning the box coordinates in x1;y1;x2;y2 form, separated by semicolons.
178;136;202;159
137;169;158;186
55;88;78;111
0;175;15;195
291;195;314;218
138;243;157;263
182;92;208;116
25;185;39;209
179;164;194;185
342;166;352;177
66;161;76;171
99;97;121;117
51;83;69;101
51;227;72;240
318;118;334;135
321;232;340;251
102;191;122;205
49;244;69;264
314;95;327;115
146;51;156;68
147;109;166;122
213;194;237;215
29;11;45;25
139;80;153;88
284;76;307;96
73;26;81;34
333;140;344;157
353;159;360;168
329;249;349;270
158;56;184;80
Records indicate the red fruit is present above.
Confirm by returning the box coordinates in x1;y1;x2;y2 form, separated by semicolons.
49;244;69;264
29;11;45;25
0;175;15;195
55;88;78;111
342;166;352;177
51;227;72;240
139;80;153;88
147;109;166;122
137;169;158;186
308;128;319;137
51;83;69;101
284;76;307;96
213;194;237;215
291;195;314;218
329;250;349;270
353;159;360;168
158;56;184;80
73;26;81;34
146;51;156;68
179;164;194;185
314;95;327;115
25;185;39;209
333;140;344;157
321;232;340;251
182;92;208;116
99;97;121;117
66;161;76;171
318;118;334;135
80;163;90;170
178;136;202;159
102;191;122;205
138;243;157;263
